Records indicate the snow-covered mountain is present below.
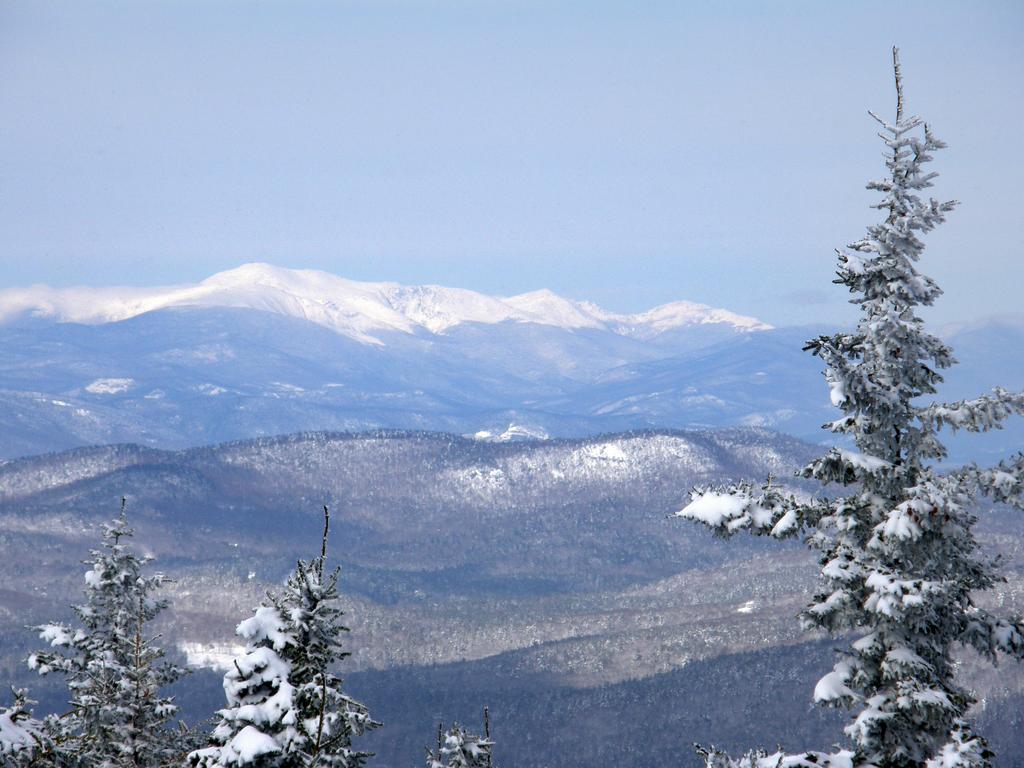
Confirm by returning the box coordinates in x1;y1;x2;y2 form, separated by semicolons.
0;264;1019;461
0;263;770;345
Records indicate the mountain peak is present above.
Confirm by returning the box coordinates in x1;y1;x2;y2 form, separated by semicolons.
0;264;771;343
628;300;772;335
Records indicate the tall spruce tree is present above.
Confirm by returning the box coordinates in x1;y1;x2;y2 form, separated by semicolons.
675;49;1024;768
190;507;377;768
27;501;187;767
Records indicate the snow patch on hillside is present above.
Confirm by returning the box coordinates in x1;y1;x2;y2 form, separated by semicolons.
582;443;629;462
471;423;549;442
179;641;248;672
84;377;134;394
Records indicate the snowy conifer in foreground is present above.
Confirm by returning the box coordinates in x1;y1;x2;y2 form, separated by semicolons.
0;687;49;766
426;711;495;768
26;501;187;767
676;49;1024;768
190;507;378;768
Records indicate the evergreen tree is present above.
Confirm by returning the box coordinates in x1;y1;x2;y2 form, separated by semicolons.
27;500;187;767
0;687;49;765
190;507;378;768
675;49;1024;768
426;710;495;768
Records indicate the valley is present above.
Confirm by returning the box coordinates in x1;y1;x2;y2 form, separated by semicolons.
1;429;1021;765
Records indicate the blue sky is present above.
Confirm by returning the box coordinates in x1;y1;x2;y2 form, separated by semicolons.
1;1;1021;327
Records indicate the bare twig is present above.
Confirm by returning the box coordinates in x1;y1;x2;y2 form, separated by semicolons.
116;496;127;544
892;45;904;123
484;707;492;768
319;505;331;577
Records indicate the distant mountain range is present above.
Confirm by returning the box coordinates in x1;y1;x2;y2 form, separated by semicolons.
0;262;770;343
1;263;1021;460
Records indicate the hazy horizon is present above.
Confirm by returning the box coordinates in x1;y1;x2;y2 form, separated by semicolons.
5;259;1024;334
2;1;1022;328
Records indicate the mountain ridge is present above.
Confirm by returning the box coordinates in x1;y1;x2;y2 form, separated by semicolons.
0;265;1020;461
0;262;771;344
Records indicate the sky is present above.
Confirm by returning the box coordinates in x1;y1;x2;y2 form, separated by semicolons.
1;0;1021;327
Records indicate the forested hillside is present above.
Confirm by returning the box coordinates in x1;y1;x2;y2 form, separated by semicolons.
1;429;1021;764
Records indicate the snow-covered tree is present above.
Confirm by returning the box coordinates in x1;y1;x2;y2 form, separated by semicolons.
0;687;50;766
426;711;495;768
26;501;187;767
190;506;378;768
675;49;1024;768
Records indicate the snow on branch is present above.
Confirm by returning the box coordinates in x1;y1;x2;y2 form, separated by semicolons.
869;476;967;547
694;744;855;768
813;660;859;706
920;387;1024;434
426;712;495;768
961;608;1024;662
675;480;820;538
802;448;891;486
0;689;46;760
924;722;994;768
956;453;1024;509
